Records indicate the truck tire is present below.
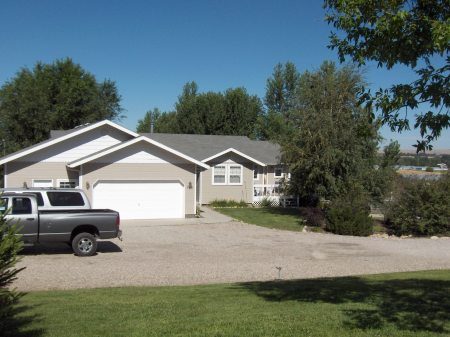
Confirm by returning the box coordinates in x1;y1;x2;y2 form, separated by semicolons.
72;232;97;257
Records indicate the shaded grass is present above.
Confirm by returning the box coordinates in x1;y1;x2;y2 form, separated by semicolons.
217;207;304;231
16;270;450;337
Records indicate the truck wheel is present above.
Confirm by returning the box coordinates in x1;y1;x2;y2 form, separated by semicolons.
72;232;97;257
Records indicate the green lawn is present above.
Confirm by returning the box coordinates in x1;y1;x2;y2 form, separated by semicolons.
6;270;450;337
217;207;305;231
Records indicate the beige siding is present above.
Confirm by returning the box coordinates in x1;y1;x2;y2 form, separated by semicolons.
266;165;286;185
23;125;133;162
82;162;196;216
201;153;253;204
6;161;78;188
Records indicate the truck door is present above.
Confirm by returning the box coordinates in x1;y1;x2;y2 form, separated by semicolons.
6;196;39;243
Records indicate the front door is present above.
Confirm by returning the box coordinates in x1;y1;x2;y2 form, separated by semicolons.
4;196;39;243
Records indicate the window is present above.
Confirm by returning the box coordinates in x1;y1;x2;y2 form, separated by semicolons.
29;193;44;206
12;197;32;214
229;165;242;184
213;165;226;184
212;164;243;185
274;167;283;177
32;179;53;188
47;192;85;206
58;179;78;189
0;198;8;214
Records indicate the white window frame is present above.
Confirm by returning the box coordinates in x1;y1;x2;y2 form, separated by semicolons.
274;167;283;178
228;164;243;185
32;179;54;188
57;179;79;189
212;164;243;186
212;165;227;185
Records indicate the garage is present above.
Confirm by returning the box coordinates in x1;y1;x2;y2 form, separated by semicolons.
93;180;185;219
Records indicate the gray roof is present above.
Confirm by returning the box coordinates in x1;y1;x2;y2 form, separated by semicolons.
142;133;281;165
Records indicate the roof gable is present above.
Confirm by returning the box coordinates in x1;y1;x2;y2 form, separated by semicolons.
0;120;138;165
67;136;210;169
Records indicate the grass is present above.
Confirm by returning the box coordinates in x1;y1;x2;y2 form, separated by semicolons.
5;270;450;337
216;207;305;231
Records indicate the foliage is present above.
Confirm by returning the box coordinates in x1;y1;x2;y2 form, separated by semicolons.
398;153;450;167
209;199;248;208
325;186;374;236
298;207;325;227
0;58;123;154
281;61;380;204
136;108;179;133
325;0;450;151
0;203;25;332
426;166;435;172
216;207;304;231
262;62;300;141
385;174;450;236
259;197;274;208
136;82;263;138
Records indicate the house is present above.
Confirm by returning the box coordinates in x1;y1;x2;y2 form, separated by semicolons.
0;120;286;220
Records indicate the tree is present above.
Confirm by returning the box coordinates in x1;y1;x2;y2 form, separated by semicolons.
156;81;263;137
263;62;301;140
0;204;25;333
324;0;450;151
136;108;179;134
0;58;123;154
282;62;380;204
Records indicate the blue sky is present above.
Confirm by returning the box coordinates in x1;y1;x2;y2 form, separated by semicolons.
1;0;448;150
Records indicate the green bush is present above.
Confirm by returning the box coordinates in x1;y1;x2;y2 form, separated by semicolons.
325;188;373;236
299;207;325;227
259;197;274;208
0;203;25;332
385;175;450;236
209;199;248;208
425;167;434;172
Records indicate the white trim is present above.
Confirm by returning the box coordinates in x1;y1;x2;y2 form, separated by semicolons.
212;164;227;185
194;165;197;212
212;163;243;186
56;179;79;189
199;169;203;205
4;163;7;188
274;166;283;178
202;148;266;167
79;165;83;191
228;164;243;185
0;120;139;166
67;136;210;169
31;179;54;188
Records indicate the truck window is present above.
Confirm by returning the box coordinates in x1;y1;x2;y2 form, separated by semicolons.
30;192;44;206
47;192;85;206
12;197;32;214
0;198;8;214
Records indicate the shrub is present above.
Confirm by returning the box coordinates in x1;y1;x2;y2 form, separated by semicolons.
299;207;325;227
0;203;25;332
259;197;274;208
425;166;434;172
325;188;373;236
209;199;248;208
385;174;450;236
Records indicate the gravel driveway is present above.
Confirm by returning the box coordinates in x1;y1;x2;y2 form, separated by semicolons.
14;215;450;291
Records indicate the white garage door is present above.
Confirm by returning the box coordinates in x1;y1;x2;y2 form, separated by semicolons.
93;180;184;220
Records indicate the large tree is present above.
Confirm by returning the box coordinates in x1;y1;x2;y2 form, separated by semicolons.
136;108;179;134
263;62;301;140
140;82;263;138
324;0;450;151
0;58;123;154
282;62;380;204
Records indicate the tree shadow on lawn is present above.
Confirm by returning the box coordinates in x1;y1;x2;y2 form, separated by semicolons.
2;301;44;337
237;276;450;333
